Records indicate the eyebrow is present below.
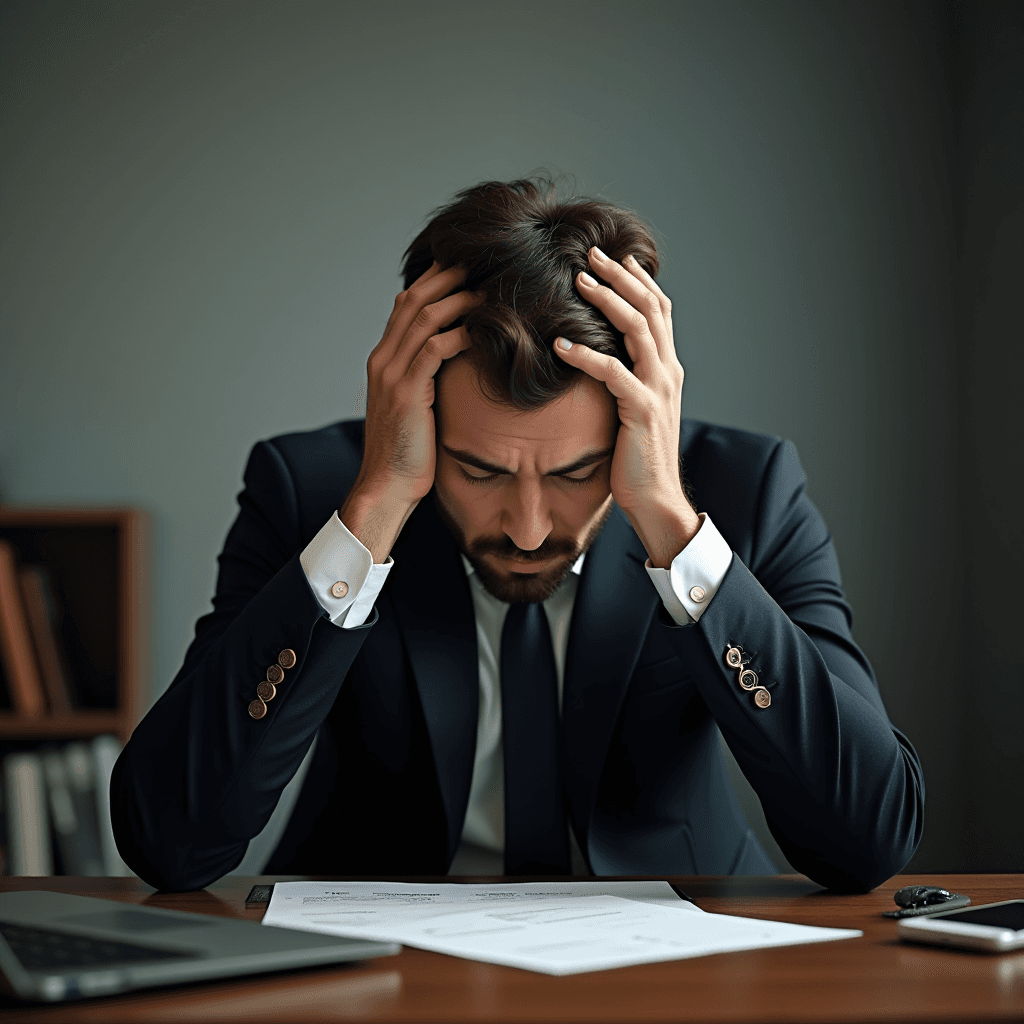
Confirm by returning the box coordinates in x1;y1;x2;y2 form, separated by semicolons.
443;445;615;477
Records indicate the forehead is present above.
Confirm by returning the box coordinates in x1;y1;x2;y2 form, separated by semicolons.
436;356;617;465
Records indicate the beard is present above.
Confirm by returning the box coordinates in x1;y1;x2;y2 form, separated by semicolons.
432;491;614;604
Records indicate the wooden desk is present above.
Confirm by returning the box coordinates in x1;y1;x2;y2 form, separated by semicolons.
1;875;1021;1022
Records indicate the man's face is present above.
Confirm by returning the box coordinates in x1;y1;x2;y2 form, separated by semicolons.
433;356;618;604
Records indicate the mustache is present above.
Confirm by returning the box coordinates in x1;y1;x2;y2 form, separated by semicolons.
466;534;578;563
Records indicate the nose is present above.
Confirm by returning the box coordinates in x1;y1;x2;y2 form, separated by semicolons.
502;476;552;553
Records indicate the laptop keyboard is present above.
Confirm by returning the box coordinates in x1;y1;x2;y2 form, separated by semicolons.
0;921;197;972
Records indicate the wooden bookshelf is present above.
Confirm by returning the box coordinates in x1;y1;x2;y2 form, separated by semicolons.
0;507;148;745
0;711;124;738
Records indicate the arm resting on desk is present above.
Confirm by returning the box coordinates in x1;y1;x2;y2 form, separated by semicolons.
111;439;376;891
662;439;925;891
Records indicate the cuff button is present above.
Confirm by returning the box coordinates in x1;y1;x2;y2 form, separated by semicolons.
266;663;285;685
330;581;349;599
248;698;267;719
725;646;743;668
689;586;706;603
277;649;297;670
257;680;277;702
738;668;759;691
754;688;771;708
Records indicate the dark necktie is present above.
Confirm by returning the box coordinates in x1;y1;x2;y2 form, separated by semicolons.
500;601;571;875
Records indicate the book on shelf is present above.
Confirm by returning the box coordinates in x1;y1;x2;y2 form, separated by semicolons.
0;540;47;718
2;735;131;877
42;745;104;875
0;506;147;875
18;565;76;716
3;751;52;875
0;648;11;713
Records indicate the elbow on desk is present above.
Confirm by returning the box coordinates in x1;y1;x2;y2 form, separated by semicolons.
800;851;916;895
782;831;921;893
115;824;246;894
110;750;245;893
118;831;244;893
784;790;925;893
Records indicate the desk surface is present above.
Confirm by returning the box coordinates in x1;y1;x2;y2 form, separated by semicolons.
1;874;1021;1023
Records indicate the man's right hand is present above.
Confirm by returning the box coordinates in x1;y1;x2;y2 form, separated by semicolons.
339;262;480;563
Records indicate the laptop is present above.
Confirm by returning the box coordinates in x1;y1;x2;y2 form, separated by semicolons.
0;890;399;1002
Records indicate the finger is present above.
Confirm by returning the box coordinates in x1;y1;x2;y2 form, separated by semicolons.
579;247;671;375
576;266;662;376
621;254;675;356
588;247;669;341
414;261;444;286
381;262;443;339
407;325;472;383
383;263;469;351
552;337;647;405
392;289;483;375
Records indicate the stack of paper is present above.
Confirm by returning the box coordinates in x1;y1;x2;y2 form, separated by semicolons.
262;881;861;975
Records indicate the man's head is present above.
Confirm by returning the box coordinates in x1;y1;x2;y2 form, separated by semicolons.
402;178;660;602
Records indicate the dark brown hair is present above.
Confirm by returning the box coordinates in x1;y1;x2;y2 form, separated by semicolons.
402;177;659;410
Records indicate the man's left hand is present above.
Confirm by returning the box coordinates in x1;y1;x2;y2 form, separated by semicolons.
553;246;699;568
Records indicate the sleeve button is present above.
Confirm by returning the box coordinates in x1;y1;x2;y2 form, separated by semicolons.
738;668;759;691
248;698;267;719
277;649;297;669
257;680;277;702
266;663;285;684
754;688;771;708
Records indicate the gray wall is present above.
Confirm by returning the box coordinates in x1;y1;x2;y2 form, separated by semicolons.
1;1;1016;872
956;4;1024;872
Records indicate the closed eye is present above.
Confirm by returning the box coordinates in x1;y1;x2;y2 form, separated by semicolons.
558;468;602;485
459;468;504;485
458;466;603;486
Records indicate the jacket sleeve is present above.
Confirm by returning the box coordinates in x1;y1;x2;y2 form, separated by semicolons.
111;439;376;891
663;439;925;891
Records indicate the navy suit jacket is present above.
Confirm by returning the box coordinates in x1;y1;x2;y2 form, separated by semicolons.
112;418;924;892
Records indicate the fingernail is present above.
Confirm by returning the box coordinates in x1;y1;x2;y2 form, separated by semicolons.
592;246;607;260
556;338;572;351
578;271;598;287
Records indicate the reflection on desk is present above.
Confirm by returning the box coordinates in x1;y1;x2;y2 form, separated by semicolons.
0;874;1022;1023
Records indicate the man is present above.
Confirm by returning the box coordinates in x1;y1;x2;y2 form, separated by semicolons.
112;179;924;893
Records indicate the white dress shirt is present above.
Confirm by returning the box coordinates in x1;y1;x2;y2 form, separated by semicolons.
299;507;733;875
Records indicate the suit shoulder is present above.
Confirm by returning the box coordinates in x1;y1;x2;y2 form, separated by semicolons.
255;419;365;542
679;418;784;483
678;419;792;564
262;419;364;466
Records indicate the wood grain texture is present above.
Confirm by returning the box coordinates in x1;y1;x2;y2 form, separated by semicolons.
0;712;122;738
1;875;1021;1022
0;507;148;743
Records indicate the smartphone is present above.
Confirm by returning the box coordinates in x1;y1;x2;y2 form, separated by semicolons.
898;899;1024;952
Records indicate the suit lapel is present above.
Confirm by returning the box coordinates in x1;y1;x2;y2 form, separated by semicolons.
388;495;479;861
562;504;660;851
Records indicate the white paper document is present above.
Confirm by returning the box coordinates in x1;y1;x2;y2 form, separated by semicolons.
262;881;860;975
263;880;697;933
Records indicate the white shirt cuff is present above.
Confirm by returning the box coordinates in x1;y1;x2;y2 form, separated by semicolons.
299;512;393;628
645;513;733;625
